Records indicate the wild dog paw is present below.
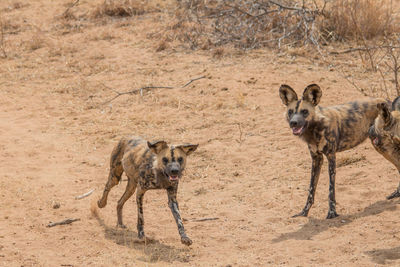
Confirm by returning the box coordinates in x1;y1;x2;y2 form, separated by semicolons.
387;190;400;200
97;199;106;208
292;210;308;218
138;231;145;239
181;236;192;246
326;210;339;219
116;223;127;229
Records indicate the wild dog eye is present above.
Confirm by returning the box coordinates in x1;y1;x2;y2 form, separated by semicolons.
177;157;184;164
301;109;309;117
288;109;293;116
162;157;168;165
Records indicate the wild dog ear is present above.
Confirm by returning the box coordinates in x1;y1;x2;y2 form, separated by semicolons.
279;84;298;106
176;144;198;156
147;140;168;154
392;96;400;111
302;84;322;106
377;102;392;127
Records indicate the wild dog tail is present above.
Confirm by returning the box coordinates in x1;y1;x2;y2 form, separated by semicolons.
392;96;400;111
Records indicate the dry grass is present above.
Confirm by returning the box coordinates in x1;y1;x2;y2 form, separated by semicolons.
91;0;149;18
155;0;399;50
322;0;396;41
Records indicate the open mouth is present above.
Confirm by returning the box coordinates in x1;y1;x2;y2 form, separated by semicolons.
169;175;179;181
292;126;304;136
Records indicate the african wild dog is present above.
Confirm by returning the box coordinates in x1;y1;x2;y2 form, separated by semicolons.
279;84;385;219
97;136;198;246
369;96;400;199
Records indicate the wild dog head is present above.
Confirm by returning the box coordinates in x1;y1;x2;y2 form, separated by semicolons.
369;96;400;147
148;141;198;182
279;84;322;136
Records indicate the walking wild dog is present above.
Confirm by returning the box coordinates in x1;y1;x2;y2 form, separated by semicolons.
369;96;400;199
279;84;385;219
97;136;198;245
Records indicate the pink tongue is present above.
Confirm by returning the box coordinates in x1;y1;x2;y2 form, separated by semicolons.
292;127;302;134
169;176;178;181
373;137;379;145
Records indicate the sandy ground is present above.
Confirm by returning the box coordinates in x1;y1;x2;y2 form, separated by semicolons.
1;1;400;266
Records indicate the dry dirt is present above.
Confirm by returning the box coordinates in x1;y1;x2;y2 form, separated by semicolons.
1;1;400;266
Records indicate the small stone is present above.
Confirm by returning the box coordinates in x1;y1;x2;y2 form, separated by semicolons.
52;201;61;209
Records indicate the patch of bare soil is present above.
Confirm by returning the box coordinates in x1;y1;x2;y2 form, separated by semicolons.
1;1;400;266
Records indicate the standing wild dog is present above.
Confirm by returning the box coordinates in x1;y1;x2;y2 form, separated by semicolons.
97;136;198;246
279;84;385;219
369;96;400;199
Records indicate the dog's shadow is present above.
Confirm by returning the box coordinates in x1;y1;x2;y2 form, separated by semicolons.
365;246;400;265
95;216;190;263
272;199;398;243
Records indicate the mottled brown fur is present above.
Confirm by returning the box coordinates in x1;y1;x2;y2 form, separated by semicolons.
369;97;400;199
279;84;386;219
97;136;198;246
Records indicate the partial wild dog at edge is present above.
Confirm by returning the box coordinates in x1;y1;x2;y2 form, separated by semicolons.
97;136;198;246
369;96;400;199
279;84;385;219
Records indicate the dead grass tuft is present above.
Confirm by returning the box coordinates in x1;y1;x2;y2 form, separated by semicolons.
155;39;168;52
26;31;46;51
322;0;396;41
212;47;224;59
91;0;148;19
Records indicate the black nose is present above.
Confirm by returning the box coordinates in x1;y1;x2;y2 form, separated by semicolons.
290;120;298;128
171;169;179;175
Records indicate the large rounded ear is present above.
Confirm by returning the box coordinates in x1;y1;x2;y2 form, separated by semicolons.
147;140;168;154
377;102;392;127
279;84;298;106
392;96;400;111
176;144;198;156
302;84;322;106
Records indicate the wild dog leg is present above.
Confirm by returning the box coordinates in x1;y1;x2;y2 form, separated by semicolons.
98;165;123;208
326;153;339;219
387;181;400;199
116;177;137;228
293;151;323;217
167;187;192;246
136;186;147;239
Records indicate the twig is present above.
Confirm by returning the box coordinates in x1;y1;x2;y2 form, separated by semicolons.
101;76;206;105
181;76;206;88
75;189;95;200
330;46;400;55
236;123;243;144
47;218;80;228
191;217;219;222
62;0;80;17
0;18;6;58
101;86;173;105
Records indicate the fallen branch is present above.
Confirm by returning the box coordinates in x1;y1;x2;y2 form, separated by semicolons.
330;45;400;55
182;76;206;88
75;189;95;200
191;217;219;222
101;76;207;105
47;218;80;228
